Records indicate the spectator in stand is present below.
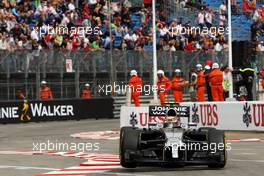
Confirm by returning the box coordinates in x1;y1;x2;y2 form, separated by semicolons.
231;0;240;15
219;2;227;15
0;0;227;53
40;81;53;100
88;0;97;9
0;34;8;50
215;39;223;52
91;37;101;50
242;0;256;15
184;39;196;52
205;8;213;29
219;2;227;27
257;41;264;51
197;9;205;29
144;0;152;8
179;0;187;8
203;35;214;51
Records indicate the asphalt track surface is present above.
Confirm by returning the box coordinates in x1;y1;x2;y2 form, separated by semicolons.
0;119;264;176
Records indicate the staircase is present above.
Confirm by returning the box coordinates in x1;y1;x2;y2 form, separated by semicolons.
113;95;153;118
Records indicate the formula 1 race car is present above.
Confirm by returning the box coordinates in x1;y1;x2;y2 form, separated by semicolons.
120;105;227;168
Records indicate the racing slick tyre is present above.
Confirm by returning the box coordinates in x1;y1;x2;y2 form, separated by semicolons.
120;127;140;168
207;129;227;168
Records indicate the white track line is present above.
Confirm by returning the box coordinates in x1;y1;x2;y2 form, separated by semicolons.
42;170;109;174
81;161;120;166
64;165;123;170
92;158;120;162
96;172;154;176
0;165;59;171
231;149;253;151
0;151;35;155
241;153;257;155
230;159;264;163
240;138;262;142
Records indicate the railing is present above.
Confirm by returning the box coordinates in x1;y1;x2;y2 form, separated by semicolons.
0;50;228;100
257;0;264;4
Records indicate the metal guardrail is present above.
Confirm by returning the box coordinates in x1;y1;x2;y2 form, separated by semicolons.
257;0;264;4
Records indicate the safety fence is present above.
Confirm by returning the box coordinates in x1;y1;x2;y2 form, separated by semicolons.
0;50;228;100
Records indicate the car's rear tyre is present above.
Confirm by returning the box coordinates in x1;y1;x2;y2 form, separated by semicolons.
120;127;139;168
207;129;227;168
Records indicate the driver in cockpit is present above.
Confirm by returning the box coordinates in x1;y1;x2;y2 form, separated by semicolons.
164;108;181;128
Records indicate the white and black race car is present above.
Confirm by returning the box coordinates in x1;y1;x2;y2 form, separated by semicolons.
120;105;227;168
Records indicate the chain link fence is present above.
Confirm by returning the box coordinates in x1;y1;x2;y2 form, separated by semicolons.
0;50;228;100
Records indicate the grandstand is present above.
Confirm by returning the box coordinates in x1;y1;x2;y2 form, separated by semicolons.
203;0;264;41
0;0;262;101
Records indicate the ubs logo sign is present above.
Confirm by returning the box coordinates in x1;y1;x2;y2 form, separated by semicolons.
242;102;252;127
243;103;264;127
191;103;218;126
129;112;138;127
191;104;199;123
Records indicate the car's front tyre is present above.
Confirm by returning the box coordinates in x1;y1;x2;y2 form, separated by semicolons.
120;126;139;168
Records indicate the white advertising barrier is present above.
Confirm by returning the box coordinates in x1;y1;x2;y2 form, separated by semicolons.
120;101;264;131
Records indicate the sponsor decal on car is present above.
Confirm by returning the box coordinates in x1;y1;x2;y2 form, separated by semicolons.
149;105;190;117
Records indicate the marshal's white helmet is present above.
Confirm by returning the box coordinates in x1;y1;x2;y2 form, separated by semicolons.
212;63;219;69
130;70;137;76
157;70;164;75
175;69;181;73
85;83;90;87
205;65;211;70
41;81;47;85
196;64;202;69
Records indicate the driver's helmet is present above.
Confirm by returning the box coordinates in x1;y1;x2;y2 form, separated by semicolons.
164;108;181;128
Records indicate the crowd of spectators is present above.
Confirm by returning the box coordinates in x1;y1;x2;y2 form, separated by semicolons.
240;0;264;52
251;3;264;51
0;0;228;53
155;0;228;53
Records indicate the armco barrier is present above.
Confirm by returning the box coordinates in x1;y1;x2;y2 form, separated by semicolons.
0;98;114;124
120;101;264;131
